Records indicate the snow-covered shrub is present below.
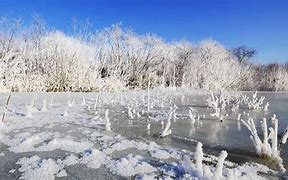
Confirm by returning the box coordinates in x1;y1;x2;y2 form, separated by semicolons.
240;91;269;111
241;117;272;156
206;92;221;119
253;64;288;91
274;66;288;91
247;91;266;110
0;17;25;92
206;91;232;120
182;40;251;91
95;25;167;89
37;31;98;91
163;41;194;87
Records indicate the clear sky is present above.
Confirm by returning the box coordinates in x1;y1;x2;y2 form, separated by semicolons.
0;0;287;64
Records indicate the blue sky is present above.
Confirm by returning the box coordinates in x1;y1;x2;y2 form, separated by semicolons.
0;0;287;63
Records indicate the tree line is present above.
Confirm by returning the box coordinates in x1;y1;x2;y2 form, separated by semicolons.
0;16;287;92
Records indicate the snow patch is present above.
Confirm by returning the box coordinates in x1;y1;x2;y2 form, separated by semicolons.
108;154;156;177
16;155;66;180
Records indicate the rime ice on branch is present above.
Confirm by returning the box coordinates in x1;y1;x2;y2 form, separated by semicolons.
105;109;111;132
41;98;47;112
182;141;228;178
160;109;173;137
241;114;287;172
247;91;268;111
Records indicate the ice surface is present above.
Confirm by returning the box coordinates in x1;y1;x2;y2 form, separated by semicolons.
0;90;286;179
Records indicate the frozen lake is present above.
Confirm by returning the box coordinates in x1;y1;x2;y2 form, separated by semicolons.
100;91;288;169
0;90;286;179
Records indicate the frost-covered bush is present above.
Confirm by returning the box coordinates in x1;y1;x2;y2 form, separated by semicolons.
182;40;251;91
0;17;24;92
274;67;288;91
246;91;266;110
35;31;98;91
253;64;288;91
95;25;167;89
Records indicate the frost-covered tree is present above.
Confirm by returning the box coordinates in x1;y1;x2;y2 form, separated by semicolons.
39;31;98;91
94;24;166;89
182;40;251;90
0;16;23;91
232;45;257;63
253;63;288;91
0;16;286;92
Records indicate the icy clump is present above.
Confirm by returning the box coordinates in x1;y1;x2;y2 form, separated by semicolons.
213;150;228;179
188;107;196;124
6;131;93;153
108;154;156;177
81;149;111;169
81;97;86;106
264;102;269;111
61;154;79;166
41;98;47;112
105;109;111;131
147;123;150;130
160;109;173;137
16;155;66;180
194;142;204;176
8;132;55;153
67;99;74;107
237;113;241;121
127;106;134;119
181;141;242;179
182;142;204;178
281;126;288;144
25;104;34;118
